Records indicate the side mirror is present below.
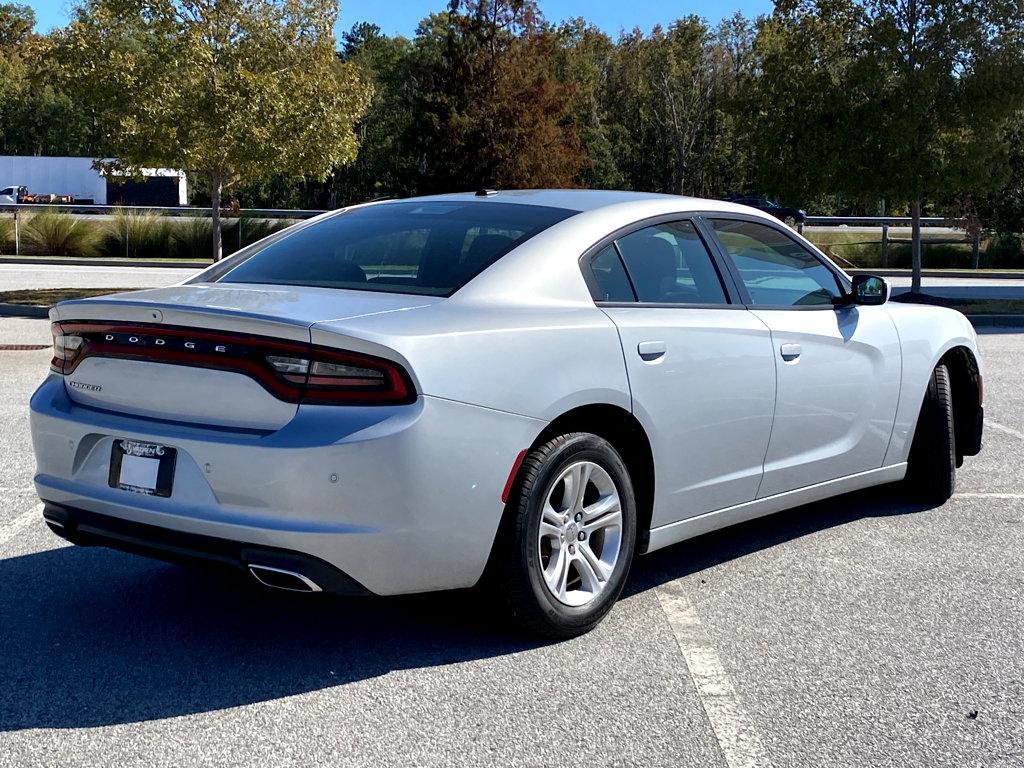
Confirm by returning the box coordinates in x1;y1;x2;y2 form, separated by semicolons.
846;274;889;306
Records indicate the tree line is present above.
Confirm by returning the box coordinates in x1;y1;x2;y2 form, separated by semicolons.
0;0;1022;275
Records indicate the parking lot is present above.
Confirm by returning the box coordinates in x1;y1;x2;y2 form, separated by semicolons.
1;321;1022;766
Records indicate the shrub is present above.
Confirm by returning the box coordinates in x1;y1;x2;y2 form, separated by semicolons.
21;211;100;257
101;208;173;259
886;242;974;269
0;214;14;254
169;217;217;260
235;216;291;250
169;216;292;259
983;232;1024;267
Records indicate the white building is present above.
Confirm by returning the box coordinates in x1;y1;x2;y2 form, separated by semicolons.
0;156;188;205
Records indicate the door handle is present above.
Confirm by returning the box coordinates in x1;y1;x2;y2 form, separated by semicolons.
780;343;802;362
638;341;667;362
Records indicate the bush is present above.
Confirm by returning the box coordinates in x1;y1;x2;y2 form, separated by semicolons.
983;232;1024;267
0;214;14;254
886;242;975;269
21;211;100;257
169;217;217;260
168;216;292;259
235;215;291;249
100;208;173;259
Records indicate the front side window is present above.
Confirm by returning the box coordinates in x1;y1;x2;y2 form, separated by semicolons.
614;221;728;304
709;219;840;307
209;201;577;296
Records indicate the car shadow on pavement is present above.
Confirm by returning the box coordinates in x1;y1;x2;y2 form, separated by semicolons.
626;485;937;598
0;541;543;732
0;485;933;732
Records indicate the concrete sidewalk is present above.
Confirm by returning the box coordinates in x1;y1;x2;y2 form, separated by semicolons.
0;317;52;346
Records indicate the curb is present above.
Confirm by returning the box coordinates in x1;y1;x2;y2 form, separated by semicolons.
0;256;210;269
0;303;50;318
849;268;1024;280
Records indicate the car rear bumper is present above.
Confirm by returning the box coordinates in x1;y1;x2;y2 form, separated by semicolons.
30;375;544;595
41;501;371;594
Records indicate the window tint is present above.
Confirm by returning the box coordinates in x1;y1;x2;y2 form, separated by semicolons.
213;201;577;296
710;219;840;306
615;221;728;304
589;245;635;301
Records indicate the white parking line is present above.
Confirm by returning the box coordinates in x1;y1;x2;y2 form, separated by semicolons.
986;419;1024;441
0;503;42;549
656;581;768;768
954;492;1024;499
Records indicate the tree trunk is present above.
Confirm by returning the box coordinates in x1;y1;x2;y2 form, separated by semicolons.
673;142;686;195
211;170;223;262
910;198;922;293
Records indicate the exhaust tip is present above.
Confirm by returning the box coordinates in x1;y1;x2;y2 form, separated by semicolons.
248;564;323;593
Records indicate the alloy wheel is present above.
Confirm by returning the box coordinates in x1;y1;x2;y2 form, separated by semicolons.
537;460;623;607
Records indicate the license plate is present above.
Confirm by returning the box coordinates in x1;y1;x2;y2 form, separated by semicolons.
108;439;177;497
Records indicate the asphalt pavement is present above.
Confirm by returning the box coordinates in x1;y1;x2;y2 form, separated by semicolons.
0;321;1022;765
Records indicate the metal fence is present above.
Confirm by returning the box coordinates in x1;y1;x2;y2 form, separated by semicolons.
0;203;327;218
0;203;985;267
0;203;327;257
798;215;981;269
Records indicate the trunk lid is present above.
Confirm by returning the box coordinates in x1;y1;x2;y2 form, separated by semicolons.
52;283;439;430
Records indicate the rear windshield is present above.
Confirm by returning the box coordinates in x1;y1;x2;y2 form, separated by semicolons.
208;200;578;296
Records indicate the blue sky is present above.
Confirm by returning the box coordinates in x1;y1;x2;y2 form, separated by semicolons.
28;0;774;37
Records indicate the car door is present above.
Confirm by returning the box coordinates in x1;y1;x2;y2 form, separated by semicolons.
705;216;901;498
584;217;777;527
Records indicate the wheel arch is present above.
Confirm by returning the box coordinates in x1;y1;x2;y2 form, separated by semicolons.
938;344;983;457
527;404;656;553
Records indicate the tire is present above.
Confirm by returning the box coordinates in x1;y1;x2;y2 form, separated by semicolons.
905;363;956;503
491;433;637;639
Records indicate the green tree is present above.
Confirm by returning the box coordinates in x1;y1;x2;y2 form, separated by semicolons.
334;23;419;203
403;0;585;193
752;0;1024;290
53;0;371;259
554;19;625;189
0;4;97;156
745;0;862;204
849;0;1024;290
647;18;721;195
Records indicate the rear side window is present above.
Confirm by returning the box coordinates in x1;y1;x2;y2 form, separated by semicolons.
709;219;840;306
213;201;577;296
589;245;635;302
615;221;728;304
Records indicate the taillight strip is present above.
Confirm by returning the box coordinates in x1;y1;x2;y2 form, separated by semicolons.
52;321;415;406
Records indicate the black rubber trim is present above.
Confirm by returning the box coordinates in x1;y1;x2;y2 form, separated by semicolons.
963;404;984;456
577;212;745;306
41;501;371;596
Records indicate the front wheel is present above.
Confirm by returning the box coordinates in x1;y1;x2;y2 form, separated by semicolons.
492;433;637;638
904;363;956;503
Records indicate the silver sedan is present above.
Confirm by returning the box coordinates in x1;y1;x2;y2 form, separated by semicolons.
30;190;984;637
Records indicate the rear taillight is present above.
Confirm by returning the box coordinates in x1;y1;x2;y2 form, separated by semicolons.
51;320;414;406
50;322;84;374
266;348;411;404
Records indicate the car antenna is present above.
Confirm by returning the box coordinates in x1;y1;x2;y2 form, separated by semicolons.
475;188;499;197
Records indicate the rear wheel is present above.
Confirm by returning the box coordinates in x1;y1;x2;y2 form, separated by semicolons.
905;363;956;503
492;433;637;638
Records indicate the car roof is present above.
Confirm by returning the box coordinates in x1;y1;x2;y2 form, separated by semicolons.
396;189;750;214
